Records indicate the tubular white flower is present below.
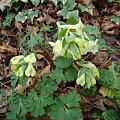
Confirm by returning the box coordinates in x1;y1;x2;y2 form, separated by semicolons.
49;40;63;55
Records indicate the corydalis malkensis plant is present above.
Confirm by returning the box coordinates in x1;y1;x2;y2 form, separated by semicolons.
49;20;98;60
11;53;36;77
76;61;99;89
49;18;99;89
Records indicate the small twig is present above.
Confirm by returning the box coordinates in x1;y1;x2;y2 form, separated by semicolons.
100;57;112;68
3;80;11;85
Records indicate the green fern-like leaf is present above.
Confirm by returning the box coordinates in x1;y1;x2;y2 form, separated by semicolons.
36;73;58;94
10;74;19;87
27;33;44;48
98;64;118;87
102;109;119;120
8;93;27;117
25;89;53;117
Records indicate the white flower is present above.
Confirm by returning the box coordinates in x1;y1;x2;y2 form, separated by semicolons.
25;63;36;77
49;40;62;54
10;55;24;64
87;39;98;54
24;53;36;63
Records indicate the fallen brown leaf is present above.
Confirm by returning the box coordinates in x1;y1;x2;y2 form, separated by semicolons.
0;40;17;55
44;13;56;25
37;16;45;23
94;95;117;111
100;16;117;35
0;0;11;11
37;13;56;25
92;50;111;68
15;22;23;32
82;0;93;6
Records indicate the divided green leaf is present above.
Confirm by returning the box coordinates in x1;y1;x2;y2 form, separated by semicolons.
36;73;58;94
27;33;44;48
51;66;77;84
98;64;118;87
25;89;53;117
63;67;78;82
10;74;18;87
83;24;100;35
102;109;119;120
54;56;73;68
48;91;82;120
8;93;27;117
0;88;7;104
51;67;64;84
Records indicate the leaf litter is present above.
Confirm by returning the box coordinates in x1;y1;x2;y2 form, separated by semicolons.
0;0;120;120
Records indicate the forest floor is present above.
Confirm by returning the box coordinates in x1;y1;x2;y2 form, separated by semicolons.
0;0;120;120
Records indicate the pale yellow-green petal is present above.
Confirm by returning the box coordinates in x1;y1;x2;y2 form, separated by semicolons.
85;75;92;89
11;64;20;72
90;66;99;77
16;67;24;77
25;63;36;77
76;73;85;86
11;55;24;64
20;0;28;2
49;40;63;54
24;53;36;63
90;77;96;86
87;40;98;54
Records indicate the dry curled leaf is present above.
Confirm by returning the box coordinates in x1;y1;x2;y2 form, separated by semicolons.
0;41;17;55
94;95;117;111
37;13;56;25
100;16;117;35
92;50;110;68
15;22;23;32
76;0;93;5
82;0;93;6
0;0;11;11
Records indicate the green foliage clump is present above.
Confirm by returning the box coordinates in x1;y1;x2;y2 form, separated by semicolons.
98;63;120;106
49;17;99;89
15;9;39;24
5;71;82;119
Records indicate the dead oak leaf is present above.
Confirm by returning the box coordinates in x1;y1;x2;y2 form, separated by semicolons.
76;0;93;5
100;16;117;35
37;16;45;23
81;0;93;6
37;13;56;25
0;40;17;55
92;50;110;68
15;22;23;32
0;0;11;11
94;95;117;111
